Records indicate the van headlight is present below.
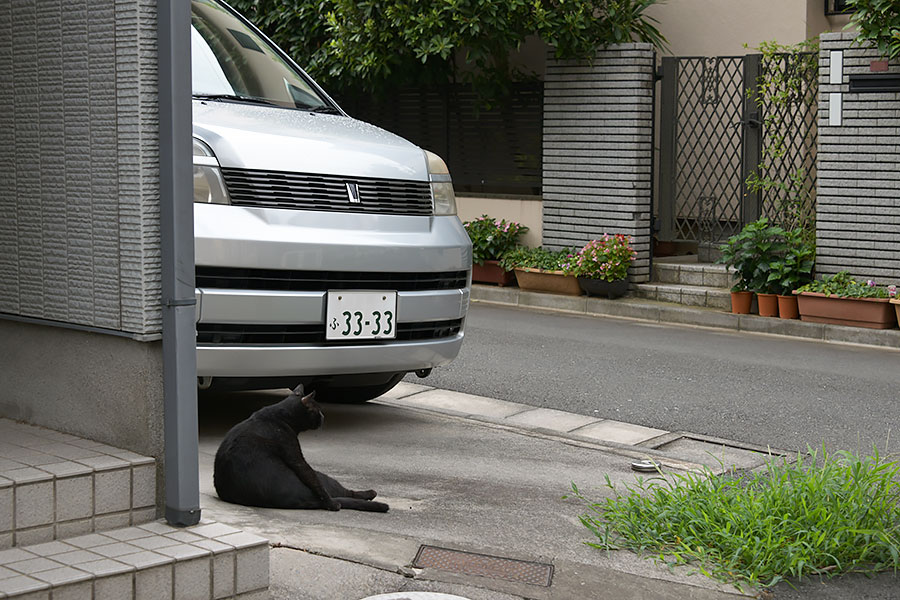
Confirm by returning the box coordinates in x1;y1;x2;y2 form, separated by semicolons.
425;150;457;216
193;138;230;205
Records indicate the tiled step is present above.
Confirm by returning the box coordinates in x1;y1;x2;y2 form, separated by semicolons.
0;419;157;549
652;259;735;289
634;282;732;310
0;519;268;599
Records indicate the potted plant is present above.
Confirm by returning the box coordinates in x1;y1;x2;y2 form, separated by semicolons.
463;215;529;286
571;234;637;299
765;229;815;319
499;246;582;295
794;272;898;329
716;218;787;314
890;286;899;323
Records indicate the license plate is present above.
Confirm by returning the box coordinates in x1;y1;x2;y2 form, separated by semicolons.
326;291;397;340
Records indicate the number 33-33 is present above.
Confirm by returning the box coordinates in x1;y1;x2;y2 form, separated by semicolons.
340;310;393;336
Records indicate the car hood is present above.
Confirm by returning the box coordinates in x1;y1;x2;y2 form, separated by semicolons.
192;100;428;181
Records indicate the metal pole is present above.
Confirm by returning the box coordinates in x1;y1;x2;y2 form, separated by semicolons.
741;54;763;225
158;0;200;527
657;57;677;243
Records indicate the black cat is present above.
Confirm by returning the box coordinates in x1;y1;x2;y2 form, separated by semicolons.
213;384;389;512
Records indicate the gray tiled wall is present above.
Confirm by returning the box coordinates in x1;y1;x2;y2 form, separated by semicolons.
817;33;900;283
542;44;656;283
0;0;161;335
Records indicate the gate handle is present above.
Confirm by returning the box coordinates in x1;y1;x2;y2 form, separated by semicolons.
735;117;761;129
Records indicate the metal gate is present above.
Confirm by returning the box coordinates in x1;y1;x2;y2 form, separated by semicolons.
657;53;818;248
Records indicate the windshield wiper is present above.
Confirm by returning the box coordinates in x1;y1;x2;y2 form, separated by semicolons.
192;94;279;107
306;105;342;115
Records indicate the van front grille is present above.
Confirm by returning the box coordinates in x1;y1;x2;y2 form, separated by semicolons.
221;168;434;215
196;319;463;345
196;267;468;292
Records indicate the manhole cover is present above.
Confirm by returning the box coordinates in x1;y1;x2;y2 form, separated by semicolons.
412;545;553;587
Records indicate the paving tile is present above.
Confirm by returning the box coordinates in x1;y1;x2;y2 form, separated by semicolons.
395;389;526;419
193;539;232;555
155;544;211;561
174;557;211;600
56;475;93;522
130;535;183;551
6;557;62;575
132;507;159;525
46;580;92;600
0;487;11;532
64;533;117;549
132;464;156;509
188;523;240;539
94;469;131;514
115;550;173;570
164;531;204;544
0;565;18;579
94;572;133;600
22;541;76;557
14;526;55;546
139;521;181;536
91;542;143;559
135;564;174;600
52;550;105;566
0;548;37;564
28;565;92;586
0;458;25;472
571;419;667;445
41;443;102;461
55;519;93;539
95;512;131;532
0;574;50;595
503;408;599;433
74;558;134;577
235;546;268;594
104;527;155;542
76;455;129;471
212;552;234;599
15;480;55;529
1;468;52;484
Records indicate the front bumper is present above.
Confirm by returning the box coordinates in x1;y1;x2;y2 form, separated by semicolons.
194;205;471;378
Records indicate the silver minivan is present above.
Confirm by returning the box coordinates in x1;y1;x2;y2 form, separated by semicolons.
191;0;471;401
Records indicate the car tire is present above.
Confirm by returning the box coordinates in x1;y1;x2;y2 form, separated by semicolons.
313;373;405;404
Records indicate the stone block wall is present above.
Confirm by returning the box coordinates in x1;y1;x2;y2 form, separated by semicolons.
542;44;655;282
817;32;900;283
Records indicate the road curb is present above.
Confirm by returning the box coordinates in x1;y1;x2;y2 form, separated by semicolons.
470;284;900;350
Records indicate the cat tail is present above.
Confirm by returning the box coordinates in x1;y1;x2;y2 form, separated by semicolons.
332;497;389;512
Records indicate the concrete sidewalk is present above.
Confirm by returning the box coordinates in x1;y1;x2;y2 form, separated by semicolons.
197;384;775;600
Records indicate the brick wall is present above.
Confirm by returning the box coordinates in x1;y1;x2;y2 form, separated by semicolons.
0;1;161;335
542;44;655;283
817;32;900;283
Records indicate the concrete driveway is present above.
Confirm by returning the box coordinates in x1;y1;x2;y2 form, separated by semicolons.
197;385;751;600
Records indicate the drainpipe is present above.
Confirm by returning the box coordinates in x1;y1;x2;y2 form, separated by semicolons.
158;0;200;527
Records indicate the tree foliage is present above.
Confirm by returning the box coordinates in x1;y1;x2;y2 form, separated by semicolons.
229;0;667;95
846;0;900;60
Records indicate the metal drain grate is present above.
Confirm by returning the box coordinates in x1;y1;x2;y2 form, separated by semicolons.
413;545;553;587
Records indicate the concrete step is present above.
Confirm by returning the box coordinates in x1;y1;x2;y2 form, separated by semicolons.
633;282;732;311
0;519;268;599
0;418;157;549
652;259;735;289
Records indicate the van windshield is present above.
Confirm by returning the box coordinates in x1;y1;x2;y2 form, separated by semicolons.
190;0;336;113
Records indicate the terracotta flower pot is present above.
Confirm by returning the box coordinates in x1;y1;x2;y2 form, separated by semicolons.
730;291;753;314
472;260;516;286
891;298;900;325
757;293;779;317
777;294;799;320
513;268;582;296
577;277;628;299
795;292;898;329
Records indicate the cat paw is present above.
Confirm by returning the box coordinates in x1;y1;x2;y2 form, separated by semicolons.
357;489;377;500
324;499;341;511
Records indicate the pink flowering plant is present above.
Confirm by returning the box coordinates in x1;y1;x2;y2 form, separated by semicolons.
796;271;895;298
572;234;637;282
463;215;529;266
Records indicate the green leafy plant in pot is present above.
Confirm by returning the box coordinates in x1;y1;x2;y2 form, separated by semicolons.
463;215;528;285
716;218;787;314
499;246;582;295
765;229;815;319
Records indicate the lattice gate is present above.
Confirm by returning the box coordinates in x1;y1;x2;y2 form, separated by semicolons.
657;53;817;252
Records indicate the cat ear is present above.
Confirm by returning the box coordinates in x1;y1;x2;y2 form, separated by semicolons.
301;390;317;405
291;383;305;397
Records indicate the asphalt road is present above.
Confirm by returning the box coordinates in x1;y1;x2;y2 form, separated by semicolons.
407;302;900;456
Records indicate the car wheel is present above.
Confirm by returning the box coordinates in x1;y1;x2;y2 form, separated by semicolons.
313;373;405;404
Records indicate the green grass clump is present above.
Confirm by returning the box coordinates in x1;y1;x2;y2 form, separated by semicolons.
571;448;900;588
